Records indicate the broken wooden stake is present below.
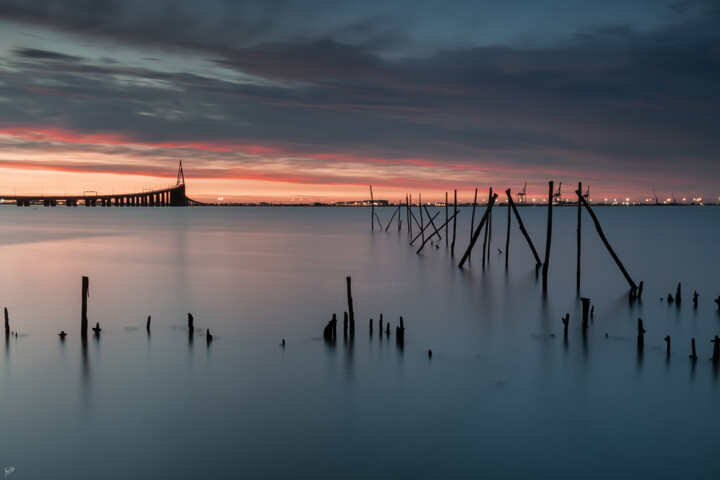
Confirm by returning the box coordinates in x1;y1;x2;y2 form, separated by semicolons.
410;211;440;245
505;189;511;270
346;277;355;331
690;338;698;360
445;192;449;247
451;189;457;256
416;211;458;254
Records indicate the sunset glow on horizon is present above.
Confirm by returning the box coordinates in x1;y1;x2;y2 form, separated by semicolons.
0;1;717;203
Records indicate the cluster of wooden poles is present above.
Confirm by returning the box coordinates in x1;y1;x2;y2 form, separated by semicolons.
371;181;642;298
3;276;215;346
323;276;406;350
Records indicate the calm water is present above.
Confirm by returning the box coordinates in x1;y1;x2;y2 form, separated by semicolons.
1;205;719;479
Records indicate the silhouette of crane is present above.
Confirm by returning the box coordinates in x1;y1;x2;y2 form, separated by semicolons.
553;182;562;203
583;184;590;200
652;189;659;205
517;183;527;204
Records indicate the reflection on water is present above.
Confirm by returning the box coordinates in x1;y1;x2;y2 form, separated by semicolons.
1;206;720;478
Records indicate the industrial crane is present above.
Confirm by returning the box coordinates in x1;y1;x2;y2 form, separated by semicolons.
517;183;527;204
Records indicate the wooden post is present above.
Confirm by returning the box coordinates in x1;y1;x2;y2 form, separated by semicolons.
419;194;425;244
576;189;637;293
408;194;412;236
577;181;582;291
482;187;491;268
690;338;698;360
542;181;553;292
188;313;194;330
417;211;458;254
146;315;151;333
346;277;355;330
370;185;374;231
487;187;493;263
581;297;590;331
458;193;498;268
505;189;511;270
4;307;8;338
445;192;449;247
506;190;542;268
469;187;478;259
451;189;457;256
81;276;89;339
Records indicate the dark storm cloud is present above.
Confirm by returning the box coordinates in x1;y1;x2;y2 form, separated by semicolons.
0;0;718;195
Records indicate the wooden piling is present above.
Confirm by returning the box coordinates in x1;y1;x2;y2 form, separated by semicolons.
188;313;194;330
577;181;582;291
542;181;553;292
505;190;542;268
458;193;498;268
581;298;590;331
469;187;478;260
4;307;8;338
146;315;151;333
346;277;355;330
451;189;457;256
487;187;493;263
408;194;412;236
482;188;491;268
370;185;374;231
637;318;646;350
419;194;425;244
505;189;511;270
81;276;89;339
445;192;449;247
576;189;637;293
665;335;671;357
562;313;569;338
675;283;681;304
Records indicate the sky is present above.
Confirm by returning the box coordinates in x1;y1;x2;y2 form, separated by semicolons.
0;0;718;203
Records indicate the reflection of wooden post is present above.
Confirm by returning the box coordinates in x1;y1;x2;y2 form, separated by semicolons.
577;181;582;291
459;193;498;268
81;276;89;339
576;189;637;293
542;181;553;292
505;190;542;268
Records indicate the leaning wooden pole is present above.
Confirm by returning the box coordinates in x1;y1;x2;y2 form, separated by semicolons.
370;185;374;231
459;193;498;268
81;276;89;339
417;211;459;254
577;181;582;291
451;189;457;256
506;190;542;268
423;205;443;241
482;187;491;268
419;194;425;244
410;212;440;245
505;188;511;270
385;204;398;232
445;192;449;248
374;212;384;230
487;187;493;262
469;187;478;259
576;189;637;292
542;181;553;292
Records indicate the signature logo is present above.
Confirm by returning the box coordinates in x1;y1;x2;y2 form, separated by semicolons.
4;467;14;477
